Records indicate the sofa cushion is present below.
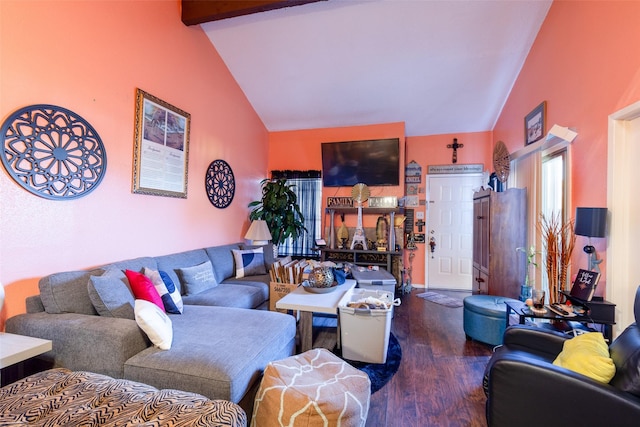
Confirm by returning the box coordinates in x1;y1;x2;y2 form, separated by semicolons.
134;299;172;350
103;257;158;274
182;284;264;309
125;270;165;311
204;243;242;283
88;269;135;319
39;269;102;315
143;268;183;314
176;261;218;296
232;248;267;278
154;249;210;295
123;305;296;403
222;275;270;303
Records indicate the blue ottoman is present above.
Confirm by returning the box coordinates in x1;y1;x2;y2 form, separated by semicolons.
463;295;520;346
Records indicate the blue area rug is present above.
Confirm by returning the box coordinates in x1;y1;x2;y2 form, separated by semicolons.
340;333;402;394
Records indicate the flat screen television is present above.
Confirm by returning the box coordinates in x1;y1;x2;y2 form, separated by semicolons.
321;138;400;187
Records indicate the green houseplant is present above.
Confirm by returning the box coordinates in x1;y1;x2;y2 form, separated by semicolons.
248;178;306;249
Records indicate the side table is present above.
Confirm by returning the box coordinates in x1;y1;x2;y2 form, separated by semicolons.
0;332;52;386
505;299;616;342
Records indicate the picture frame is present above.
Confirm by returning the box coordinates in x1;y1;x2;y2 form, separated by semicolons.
524;101;546;145
132;88;191;198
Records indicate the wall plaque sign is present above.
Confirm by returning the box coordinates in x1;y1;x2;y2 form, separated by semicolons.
327;197;353;207
427;164;484;174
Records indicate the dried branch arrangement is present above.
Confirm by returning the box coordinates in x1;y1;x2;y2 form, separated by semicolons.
537;213;576;304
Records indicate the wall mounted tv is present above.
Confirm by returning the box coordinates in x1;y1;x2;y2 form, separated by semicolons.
321;138;400;187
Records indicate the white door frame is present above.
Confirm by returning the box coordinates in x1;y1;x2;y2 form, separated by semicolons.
608;100;640;333
425;172;483;290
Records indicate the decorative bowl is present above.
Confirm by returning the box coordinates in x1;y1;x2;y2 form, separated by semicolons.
307;267;335;288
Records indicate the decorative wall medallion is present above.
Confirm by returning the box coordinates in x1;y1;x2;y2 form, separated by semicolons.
205;159;235;208
1;104;107;200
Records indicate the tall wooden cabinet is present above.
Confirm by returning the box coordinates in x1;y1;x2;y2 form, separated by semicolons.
472;188;526;299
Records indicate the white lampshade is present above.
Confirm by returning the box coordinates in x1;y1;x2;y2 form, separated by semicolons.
244;220;272;245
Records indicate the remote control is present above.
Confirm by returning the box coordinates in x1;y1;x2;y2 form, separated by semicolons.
550;303;569;316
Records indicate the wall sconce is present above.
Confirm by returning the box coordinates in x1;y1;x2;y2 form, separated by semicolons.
574;207;607;273
244;220;272;245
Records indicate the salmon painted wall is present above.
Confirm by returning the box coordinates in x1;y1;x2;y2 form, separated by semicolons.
269;122;405;248
493;1;640;295
270;123;491;285
405;132;493;285
0;1;268;327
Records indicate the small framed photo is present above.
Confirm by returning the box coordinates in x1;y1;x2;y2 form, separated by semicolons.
132;89;191;198
524;101;546;145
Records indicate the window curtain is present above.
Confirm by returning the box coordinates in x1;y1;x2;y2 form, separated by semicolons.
271;170;322;257
509;139;571;298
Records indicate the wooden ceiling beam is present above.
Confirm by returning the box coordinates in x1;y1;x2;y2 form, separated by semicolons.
181;0;325;26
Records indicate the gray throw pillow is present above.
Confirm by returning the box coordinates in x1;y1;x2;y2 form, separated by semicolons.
87;269;135;319
176;261;218;295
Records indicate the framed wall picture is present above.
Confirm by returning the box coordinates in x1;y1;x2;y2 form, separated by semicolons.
524;101;546;145
132;88;191;198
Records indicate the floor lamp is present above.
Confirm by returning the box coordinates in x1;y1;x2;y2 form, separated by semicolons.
574;207;607;273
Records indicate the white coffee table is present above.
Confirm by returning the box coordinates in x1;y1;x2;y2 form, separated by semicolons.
0;332;52;386
276;279;356;352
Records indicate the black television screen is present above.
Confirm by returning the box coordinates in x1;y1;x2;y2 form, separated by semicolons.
321;138;400;187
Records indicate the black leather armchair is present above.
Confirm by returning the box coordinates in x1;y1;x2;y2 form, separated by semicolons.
483;286;640;427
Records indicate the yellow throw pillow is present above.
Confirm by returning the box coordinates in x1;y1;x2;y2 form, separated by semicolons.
553;332;615;383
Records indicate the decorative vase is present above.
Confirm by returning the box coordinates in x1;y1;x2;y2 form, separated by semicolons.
308;267;334;288
520;285;532;301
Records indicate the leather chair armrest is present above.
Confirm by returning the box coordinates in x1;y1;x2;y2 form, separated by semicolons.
501;324;569;358
487;354;640;427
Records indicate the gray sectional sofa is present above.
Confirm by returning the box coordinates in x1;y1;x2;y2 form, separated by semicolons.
5;242;296;411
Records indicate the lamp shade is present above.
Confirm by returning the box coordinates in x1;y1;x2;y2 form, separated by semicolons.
245;220;272;243
575;207;607;238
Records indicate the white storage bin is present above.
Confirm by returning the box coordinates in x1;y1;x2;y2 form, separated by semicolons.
338;288;399;364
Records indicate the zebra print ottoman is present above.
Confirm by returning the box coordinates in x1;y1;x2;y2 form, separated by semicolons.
0;368;246;426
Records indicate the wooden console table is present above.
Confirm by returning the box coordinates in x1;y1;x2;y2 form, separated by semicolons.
321;248;401;272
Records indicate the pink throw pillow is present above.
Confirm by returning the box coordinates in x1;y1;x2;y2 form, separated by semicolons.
125;269;165;312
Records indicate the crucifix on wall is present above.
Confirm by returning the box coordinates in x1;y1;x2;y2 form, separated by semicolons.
447;138;464;163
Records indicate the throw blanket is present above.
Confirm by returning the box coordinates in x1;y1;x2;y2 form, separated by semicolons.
0;368;246;426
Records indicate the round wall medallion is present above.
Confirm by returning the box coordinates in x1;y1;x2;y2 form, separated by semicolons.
493;141;511;183
1;104;107;200
206;159;235;208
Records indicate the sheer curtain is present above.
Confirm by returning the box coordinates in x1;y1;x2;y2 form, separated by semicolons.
509;140;570;297
271;170;322;257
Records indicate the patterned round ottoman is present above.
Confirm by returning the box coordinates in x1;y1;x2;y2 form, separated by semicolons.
463;295;520;346
251;348;371;427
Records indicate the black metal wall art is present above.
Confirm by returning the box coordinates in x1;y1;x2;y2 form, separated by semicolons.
1;104;107;200
205;159;235;208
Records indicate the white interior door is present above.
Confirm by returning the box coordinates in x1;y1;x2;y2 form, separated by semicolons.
426;174;483;290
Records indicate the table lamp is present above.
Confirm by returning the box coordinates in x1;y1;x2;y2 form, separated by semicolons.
244;220;272;245
574;207;607;273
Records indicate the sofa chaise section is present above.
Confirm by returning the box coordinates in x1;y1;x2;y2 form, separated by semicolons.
123;305;296;403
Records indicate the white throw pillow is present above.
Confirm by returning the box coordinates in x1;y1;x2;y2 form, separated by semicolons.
134;299;173;350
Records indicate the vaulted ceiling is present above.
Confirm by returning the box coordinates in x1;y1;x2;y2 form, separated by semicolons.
186;0;552;137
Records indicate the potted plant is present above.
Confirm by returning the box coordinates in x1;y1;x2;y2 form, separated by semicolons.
248;178;306;253
516;245;539;300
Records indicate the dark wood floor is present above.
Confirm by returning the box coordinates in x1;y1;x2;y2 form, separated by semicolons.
365;288;492;427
